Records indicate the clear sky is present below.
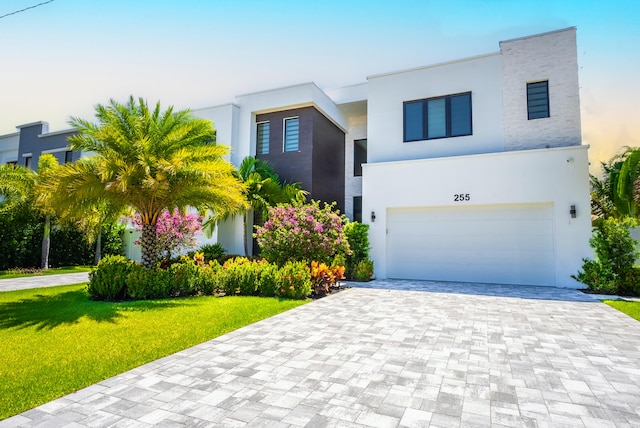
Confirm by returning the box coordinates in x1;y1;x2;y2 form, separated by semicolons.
0;0;638;172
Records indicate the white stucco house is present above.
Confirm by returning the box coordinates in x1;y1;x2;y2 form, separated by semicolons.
0;27;591;287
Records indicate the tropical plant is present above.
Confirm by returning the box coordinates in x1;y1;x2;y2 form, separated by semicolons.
255;200;350;266
610;147;640;218
0;154;60;269
51;96;247;268
208;156;307;256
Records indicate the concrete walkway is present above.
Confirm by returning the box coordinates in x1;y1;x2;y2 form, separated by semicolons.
0;272;89;292
3;279;640;427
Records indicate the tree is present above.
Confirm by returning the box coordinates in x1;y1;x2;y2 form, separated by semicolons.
612;147;640;218
133;208;202;265
52;96;247;268
0;154;60;269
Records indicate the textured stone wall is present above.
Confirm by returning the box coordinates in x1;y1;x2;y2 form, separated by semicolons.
501;27;582;150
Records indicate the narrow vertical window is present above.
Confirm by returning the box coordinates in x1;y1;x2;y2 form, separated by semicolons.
256;122;270;155
403;101;425;142
353;196;362;223
284;117;299;152
353;139;367;177
426;98;446;139
450;93;472;136
24;156;31;168
64;151;73;164
527;81;550;120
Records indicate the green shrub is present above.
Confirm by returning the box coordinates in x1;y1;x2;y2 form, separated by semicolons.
217;257;257;296
196;243;227;264
257;262;279;297
275;261;311;299
168;259;202;296
88;255;137;301
352;259;374;282
127;267;172;300
343;222;370;279
574;218;639;295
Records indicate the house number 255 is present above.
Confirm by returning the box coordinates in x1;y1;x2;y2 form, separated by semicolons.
454;194;470;202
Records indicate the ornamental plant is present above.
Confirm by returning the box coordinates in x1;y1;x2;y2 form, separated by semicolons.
310;261;345;294
255;200;350;266
133;209;203;266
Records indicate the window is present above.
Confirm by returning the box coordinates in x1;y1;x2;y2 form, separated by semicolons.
284;117;299;152
527;81;549;120
64;151;73;164
353;196;362;223
24;156;31;168
354;139;367;177
403;92;472;142
257;122;270;154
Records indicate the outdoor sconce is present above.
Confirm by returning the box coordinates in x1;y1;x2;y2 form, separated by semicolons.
371;211;376;222
570;205;577;218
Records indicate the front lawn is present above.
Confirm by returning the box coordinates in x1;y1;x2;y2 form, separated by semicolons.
604;299;640;322
0;266;92;280
0;284;307;420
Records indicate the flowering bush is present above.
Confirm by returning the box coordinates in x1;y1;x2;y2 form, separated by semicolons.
255;201;350;266
133;209;202;265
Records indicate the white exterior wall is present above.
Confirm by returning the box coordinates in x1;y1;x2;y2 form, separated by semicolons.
0;132;19;163
363;145;591;287
501;27;582;150
367;53;504;163
343;112;367;220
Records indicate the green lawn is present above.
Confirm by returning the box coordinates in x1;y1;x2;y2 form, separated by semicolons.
0;284;307;420
604;299;640;322
0;266;92;279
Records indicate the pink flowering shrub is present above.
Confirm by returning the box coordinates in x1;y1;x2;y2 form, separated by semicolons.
254;200;350;266
133;209;202;264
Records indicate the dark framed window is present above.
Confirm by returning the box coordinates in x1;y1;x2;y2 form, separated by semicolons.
64;151;73;164
354;139;367;177
24;156;31;168
256;122;270;155
353;196;362;223
527;81;550;120
403;92;472;142
284;117;299;152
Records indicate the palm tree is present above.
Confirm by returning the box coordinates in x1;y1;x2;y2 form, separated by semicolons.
207;156;307;256
0;154;60;269
612;147;640;218
53;96;247;268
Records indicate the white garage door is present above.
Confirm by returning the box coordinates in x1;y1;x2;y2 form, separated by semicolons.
386;204;555;286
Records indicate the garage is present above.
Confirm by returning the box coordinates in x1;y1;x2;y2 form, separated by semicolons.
386;203;556;286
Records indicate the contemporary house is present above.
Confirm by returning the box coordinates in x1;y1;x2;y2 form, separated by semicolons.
0;27;591;287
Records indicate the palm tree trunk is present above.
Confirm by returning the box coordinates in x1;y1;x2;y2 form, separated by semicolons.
243;212;249;257
140;223;157;269
41;214;51;270
93;231;102;265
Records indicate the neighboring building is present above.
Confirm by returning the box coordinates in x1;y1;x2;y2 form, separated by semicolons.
0;27;591;287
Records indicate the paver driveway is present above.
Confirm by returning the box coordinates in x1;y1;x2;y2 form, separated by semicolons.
3;280;640;427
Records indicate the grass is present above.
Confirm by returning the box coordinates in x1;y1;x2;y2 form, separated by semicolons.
604;299;640;322
0;284;308;420
0;266;92;279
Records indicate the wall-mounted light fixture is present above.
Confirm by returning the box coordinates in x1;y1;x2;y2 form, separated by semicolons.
570;205;577;218
371;211;376;222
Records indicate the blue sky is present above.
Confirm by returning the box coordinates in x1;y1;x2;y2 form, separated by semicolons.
0;0;638;170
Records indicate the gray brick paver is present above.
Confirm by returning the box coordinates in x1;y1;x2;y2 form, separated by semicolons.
4;280;640;427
